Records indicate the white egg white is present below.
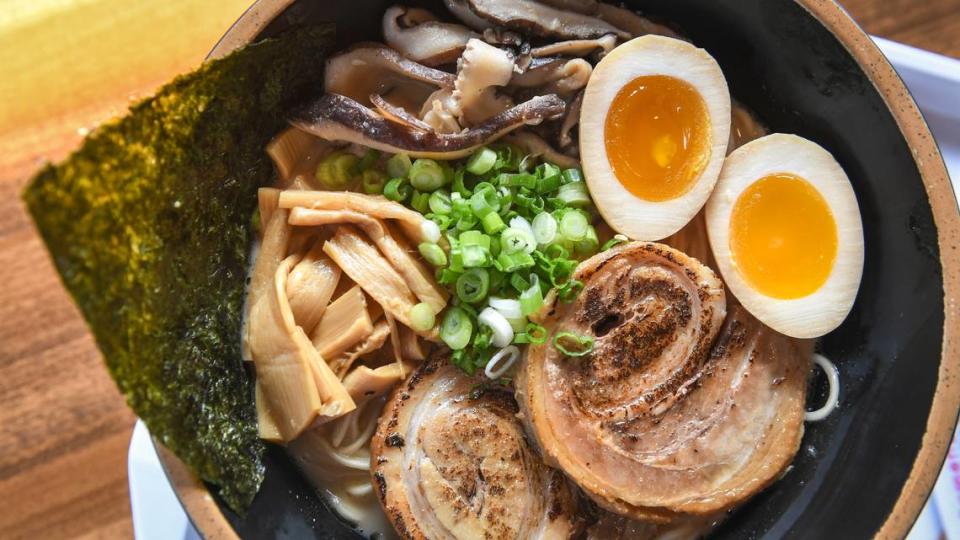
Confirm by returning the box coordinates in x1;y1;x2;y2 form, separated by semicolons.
580;35;731;241
705;133;864;339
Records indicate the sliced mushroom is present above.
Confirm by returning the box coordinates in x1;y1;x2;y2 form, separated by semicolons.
455;0;628;40
454;39;515;125
371;93;434;132
419;89;463;134
444;0;496;31
481;27;524;47
383;6;478;67
594;3;681;39
558;90;583;149
503;132;579;169
291;93;566;160
514;58;592;97
372;355;585;538
537;0;598;14
325;43;455;112
529;33;617;58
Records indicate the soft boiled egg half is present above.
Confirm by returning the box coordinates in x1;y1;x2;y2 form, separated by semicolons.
581;35;731;240
706;134;864;339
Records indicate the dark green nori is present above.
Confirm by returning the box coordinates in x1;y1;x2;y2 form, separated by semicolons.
22;25;335;512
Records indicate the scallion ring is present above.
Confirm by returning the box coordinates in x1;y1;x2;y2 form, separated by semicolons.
456;268;490;303
440;307;473;350
409;303;436;332
478;307;514;348
520;273;544;316
484;345;520;380
554;331;594;357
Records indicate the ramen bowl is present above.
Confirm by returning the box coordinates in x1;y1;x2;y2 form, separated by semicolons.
156;0;960;538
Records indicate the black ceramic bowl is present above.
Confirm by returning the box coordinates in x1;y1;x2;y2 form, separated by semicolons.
158;0;960;538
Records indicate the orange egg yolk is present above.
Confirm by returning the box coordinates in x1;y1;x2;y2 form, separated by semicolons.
604;75;711;202
729;173;838;299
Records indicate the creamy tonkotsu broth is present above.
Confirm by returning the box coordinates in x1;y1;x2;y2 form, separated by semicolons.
246;1;859;538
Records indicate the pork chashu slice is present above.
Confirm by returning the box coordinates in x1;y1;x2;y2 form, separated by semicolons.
372;355;583;539
518;242;809;521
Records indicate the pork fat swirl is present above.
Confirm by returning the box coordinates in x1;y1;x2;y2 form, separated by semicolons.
518;242;809;521
372;355;583;539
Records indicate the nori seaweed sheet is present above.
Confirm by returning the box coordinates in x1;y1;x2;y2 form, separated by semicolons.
22;25;334;512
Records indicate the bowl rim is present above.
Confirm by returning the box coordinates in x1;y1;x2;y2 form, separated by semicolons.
156;1;960;538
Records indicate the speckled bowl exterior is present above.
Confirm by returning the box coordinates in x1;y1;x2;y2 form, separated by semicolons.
157;1;960;538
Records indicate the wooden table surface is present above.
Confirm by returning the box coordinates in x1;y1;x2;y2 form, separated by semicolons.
0;1;957;538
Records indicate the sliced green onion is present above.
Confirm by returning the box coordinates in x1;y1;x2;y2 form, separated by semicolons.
441;307;473;350
559;210;589;241
554;331;594;356
384;177;411;202
455;214;479;232
437;268;462;285
500;227;537;255
315;152;359;190
356;149;381;173
499;172;537;189
488;297;522;319
428;190;453;215
451;349;477;375
535;163;562;193
479;307;514;347
481;212;506;234
601;234;629;251
457;301;479;320
510;272;530;293
556;279;584;303
386;153;412;178
456;268;490;303
498;187;514;216
459;230;490;249
409;158;446;191
472;325;493;349
544;243;569;259
495;251;535;272
448;247;464;272
461;244;490;268
466;147;497;175
520;273;544;316
506;316;527;333
514;323;547;345
574;226;600;256
419;242;447;267
562;168;583;184
452;169;470;197
488;267;505;292
411;191;431;213
427;213;453;231
532;212;558;246
409;303;436;332
484;345;521;379
470;184;500;218
557;181;591;208
361;169;387;194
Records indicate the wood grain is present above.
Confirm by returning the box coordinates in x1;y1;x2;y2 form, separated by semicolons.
0;1;956;538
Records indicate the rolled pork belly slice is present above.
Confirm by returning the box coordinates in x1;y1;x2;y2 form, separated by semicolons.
518;242;810;521
372;355;584;539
